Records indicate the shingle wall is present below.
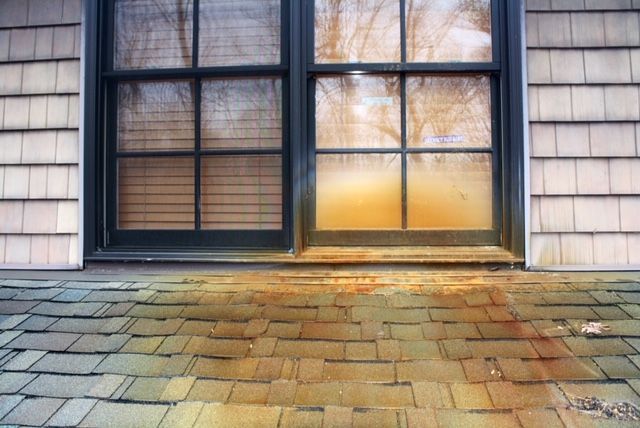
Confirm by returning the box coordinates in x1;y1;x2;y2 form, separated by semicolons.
0;0;82;267
527;0;640;267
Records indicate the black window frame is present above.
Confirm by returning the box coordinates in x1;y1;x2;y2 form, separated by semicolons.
83;0;526;260
307;0;503;246
90;0;293;251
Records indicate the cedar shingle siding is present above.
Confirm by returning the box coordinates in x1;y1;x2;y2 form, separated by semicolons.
0;0;81;267
1;0;639;268
527;0;640;267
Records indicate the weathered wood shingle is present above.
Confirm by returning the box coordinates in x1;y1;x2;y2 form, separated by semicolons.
0;0;81;267
528;4;640;267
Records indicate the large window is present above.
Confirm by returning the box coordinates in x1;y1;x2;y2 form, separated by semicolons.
308;0;501;245
87;0;524;255
101;0;289;248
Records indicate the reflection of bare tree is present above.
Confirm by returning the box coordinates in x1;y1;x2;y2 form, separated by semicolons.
202;79;281;148
406;0;490;61
119;81;194;150
317;76;400;149
116;0;193;69
408;76;490;146
315;0;400;62
199;0;280;65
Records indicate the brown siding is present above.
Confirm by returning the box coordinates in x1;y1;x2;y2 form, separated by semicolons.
527;0;640;267
0;0;81;267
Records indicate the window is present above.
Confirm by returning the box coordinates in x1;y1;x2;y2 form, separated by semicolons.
100;0;290;248
307;0;501;245
86;0;525;256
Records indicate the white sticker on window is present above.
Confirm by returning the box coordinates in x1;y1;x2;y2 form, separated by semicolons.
424;135;465;144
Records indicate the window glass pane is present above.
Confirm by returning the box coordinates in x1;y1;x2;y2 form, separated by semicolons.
407;75;491;149
201;156;282;230
315;0;400;63
406;0;491;62
199;0;280;66
201;78;282;150
118;81;195;152
316;75;401;149
115;0;193;69
118;157;195;230
407;153;492;229
316;154;402;229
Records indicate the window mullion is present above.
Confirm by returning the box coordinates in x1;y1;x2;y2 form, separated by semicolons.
401;73;407;230
195;77;202;230
193;0;199;68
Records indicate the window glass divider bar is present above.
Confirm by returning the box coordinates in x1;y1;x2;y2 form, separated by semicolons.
400;0;407;64
401;73;407;230
316;147;493;154
195;77;202;230
103;65;289;80
193;0;200;68
307;63;500;74
115;149;284;158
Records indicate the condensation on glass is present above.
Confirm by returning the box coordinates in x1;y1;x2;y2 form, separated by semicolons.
117;80;195;152
316;75;401;149
315;0;400;63
115;0;193;69
407;153;492;229
199;0;281;66
407;75;491;149
406;0;492;62
118;157;195;230
316;154;402;229
201;156;282;230
201;78;282;149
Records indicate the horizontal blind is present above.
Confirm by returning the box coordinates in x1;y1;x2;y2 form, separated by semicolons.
201;156;282;230
199;0;281;66
118;157;195;230
115;0;193;69
118;80;195;152
201;78;282;149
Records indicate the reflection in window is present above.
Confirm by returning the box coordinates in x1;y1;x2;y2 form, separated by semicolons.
201;78;282;149
316;154;402;229
115;0;193;69
315;0;400;63
407;153;492;229
407;75;491;148
316;75;401;149
199;0;281;66
118;157;195;230
117;80;195;152
406;0;491;62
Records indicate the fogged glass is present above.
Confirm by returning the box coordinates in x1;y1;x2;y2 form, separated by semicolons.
201;78;282;150
406;0;492;62
315;0;401;63
316;75;401;149
199;0;280;66
115;0;193;69
118;157;195;230
407;75;491;149
407;153;492;229
201;156;282;230
316;154;402;229
117;81;195;152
